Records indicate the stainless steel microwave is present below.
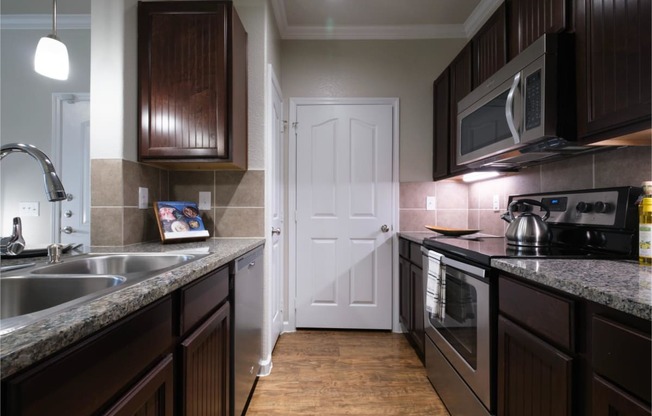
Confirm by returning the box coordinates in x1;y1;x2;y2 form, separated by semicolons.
456;34;589;169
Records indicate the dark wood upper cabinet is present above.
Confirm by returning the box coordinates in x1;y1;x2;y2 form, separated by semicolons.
507;0;569;60
448;45;473;175
575;0;651;141
432;69;450;180
472;3;507;87
138;1;247;170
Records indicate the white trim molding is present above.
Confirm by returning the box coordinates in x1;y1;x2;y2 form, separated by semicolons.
1;14;91;30
271;0;504;40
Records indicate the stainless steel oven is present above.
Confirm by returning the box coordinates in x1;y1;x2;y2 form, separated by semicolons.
421;246;494;416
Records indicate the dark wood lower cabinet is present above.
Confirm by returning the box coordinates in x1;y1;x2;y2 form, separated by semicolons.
103;354;174;416
398;238;425;361
409;264;424;355
497;315;573;416
592;375;650;416
180;301;231;416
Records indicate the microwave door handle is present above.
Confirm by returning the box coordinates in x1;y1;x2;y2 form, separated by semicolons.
505;72;521;144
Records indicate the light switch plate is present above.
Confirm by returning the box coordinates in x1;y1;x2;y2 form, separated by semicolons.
198;191;211;210
19;202;39;217
493;194;500;211
426;196;436;211
138;187;148;209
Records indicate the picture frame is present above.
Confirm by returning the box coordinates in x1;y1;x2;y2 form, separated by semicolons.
154;201;210;243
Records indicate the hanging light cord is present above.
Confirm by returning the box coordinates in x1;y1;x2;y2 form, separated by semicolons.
52;0;58;38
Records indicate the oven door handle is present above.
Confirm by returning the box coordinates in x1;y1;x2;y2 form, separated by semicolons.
442;256;486;279
505;71;521;145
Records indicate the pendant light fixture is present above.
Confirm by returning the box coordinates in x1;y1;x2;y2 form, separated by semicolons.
34;0;69;80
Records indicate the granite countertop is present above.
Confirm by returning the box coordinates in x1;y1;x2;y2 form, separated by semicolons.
398;232;651;321
492;258;652;321
0;238;265;380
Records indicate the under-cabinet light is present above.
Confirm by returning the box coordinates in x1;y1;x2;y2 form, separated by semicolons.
462;171;500;183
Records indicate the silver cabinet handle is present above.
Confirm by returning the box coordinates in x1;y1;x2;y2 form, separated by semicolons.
61;226;73;234
505;72;521;144
271;227;281;235
381;224;390;233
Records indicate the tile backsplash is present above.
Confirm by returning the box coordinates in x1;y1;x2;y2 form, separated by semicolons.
91;159;264;246
400;146;652;234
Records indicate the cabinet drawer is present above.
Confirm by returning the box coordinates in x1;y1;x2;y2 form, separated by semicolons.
592;315;651;403
3;297;173;416
499;276;574;350
179;265;229;336
409;242;423;268
399;238;409;259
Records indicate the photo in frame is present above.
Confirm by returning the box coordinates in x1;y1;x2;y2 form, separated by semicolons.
154;201;210;243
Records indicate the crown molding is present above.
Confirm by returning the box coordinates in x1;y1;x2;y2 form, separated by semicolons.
271;0;504;40
1;14;91;30
464;0;504;38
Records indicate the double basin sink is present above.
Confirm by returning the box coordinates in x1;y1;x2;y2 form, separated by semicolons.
0;253;207;333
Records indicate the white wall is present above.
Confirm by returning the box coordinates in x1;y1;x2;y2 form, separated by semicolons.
0;28;90;245
280;38;467;182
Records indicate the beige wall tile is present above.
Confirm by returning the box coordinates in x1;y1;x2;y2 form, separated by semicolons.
213;207;264;237
91;160;123;206
215;170;265;207
478;210;506;236
160;170;170;201
436;180;468;209
399;209;437;232
124;208;159;245
123;161;164;207
468;210;479;230
540;153;593;192
169;171;215;203
436;210;468;229
595;146;652;188
91;207;122;246
400;182;437;209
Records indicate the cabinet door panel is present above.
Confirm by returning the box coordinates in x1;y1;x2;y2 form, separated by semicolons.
139;2;227;159
103;354;174;416
592;375;650;416
498;315;572;416
399;256;412;331
180;301;230;416
576;0;651;139
433;69;450;180
472;3;507;87
410;264;424;356
508;0;568;59
449;45;473;175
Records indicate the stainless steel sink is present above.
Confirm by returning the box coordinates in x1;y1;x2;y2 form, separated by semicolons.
1;275;126;320
0;252;208;334
31;253;196;276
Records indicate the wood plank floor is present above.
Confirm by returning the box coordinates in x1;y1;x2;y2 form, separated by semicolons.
245;330;450;415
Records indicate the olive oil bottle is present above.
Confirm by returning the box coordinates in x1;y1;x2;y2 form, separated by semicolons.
639;181;652;265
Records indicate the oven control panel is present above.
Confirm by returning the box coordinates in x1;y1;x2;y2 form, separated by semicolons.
509;187;640;228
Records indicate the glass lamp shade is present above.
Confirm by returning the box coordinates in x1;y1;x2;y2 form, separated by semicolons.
34;35;69;80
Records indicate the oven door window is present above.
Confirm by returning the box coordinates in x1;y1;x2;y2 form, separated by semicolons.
430;268;479;369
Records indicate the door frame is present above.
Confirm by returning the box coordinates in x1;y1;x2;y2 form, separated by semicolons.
50;93;90;245
287;97;401;333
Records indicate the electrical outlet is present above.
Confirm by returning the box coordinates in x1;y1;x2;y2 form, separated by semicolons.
19;202;39;217
492;194;500;211
138;187;148;209
426;196;436;211
198;191;211;210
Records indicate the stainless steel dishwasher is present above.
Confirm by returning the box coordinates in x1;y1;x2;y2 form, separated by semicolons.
233;245;264;416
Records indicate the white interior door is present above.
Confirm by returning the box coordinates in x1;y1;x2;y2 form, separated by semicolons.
294;102;394;329
269;67;284;347
52;94;90;249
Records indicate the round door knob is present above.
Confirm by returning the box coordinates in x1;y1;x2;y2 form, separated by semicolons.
381;224;390;233
61;226;73;234
271;227;281;235
64;210;73;218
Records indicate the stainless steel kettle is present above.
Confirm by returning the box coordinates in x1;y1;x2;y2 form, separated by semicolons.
501;199;551;247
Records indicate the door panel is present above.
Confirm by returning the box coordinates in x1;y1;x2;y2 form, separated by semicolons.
295;103;393;329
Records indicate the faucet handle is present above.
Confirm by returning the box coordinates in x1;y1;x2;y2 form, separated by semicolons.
47;243;64;264
0;217;25;255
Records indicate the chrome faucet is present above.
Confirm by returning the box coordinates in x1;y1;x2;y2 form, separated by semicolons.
1;143;67;201
0;143;67;255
